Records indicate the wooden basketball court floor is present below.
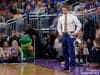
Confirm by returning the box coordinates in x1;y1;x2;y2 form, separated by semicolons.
0;59;100;75
0;63;70;75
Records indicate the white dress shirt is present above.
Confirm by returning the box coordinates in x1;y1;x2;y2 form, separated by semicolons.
57;13;82;36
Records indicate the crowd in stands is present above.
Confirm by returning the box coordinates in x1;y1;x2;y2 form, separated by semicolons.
0;0;99;20
0;31;21;63
0;0;100;66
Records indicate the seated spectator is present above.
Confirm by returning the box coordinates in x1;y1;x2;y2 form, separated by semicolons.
54;36;63;61
83;42;89;63
2;41;10;62
10;40;20;62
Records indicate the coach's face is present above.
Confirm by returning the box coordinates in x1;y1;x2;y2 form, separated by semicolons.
62;7;68;15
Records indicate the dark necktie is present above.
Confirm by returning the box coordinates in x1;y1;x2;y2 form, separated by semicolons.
64;15;67;32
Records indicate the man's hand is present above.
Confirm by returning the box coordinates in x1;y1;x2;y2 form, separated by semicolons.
72;31;83;37
72;33;79;37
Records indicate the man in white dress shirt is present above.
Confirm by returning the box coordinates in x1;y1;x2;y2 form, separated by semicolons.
57;4;82;71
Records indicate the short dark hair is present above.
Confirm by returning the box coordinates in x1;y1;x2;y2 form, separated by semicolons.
62;4;71;10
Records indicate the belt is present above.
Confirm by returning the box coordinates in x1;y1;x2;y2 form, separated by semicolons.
63;31;75;38
63;31;74;35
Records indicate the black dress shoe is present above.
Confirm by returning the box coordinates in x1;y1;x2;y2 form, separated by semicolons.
63;68;71;73
70;67;75;72
63;68;69;71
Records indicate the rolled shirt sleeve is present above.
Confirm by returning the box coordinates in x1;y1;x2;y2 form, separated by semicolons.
57;17;63;36
73;15;82;34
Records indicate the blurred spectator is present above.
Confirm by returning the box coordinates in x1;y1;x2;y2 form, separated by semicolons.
0;47;4;62
84;0;99;22
56;2;63;15
96;26;100;38
96;7;100;24
17;0;25;10
3;9;13;20
9;2;18;14
50;16;58;30
88;36;100;68
13;10;24;32
24;3;33;13
0;0;8;10
85;0;99;10
10;40;20;62
83;17;96;42
0;30;8;47
2;41;10;62
83;42;89;63
83;17;97;55
33;1;46;14
9;31;20;46
30;0;36;10
47;0;57;14
73;0;86;12
54;36;63;60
